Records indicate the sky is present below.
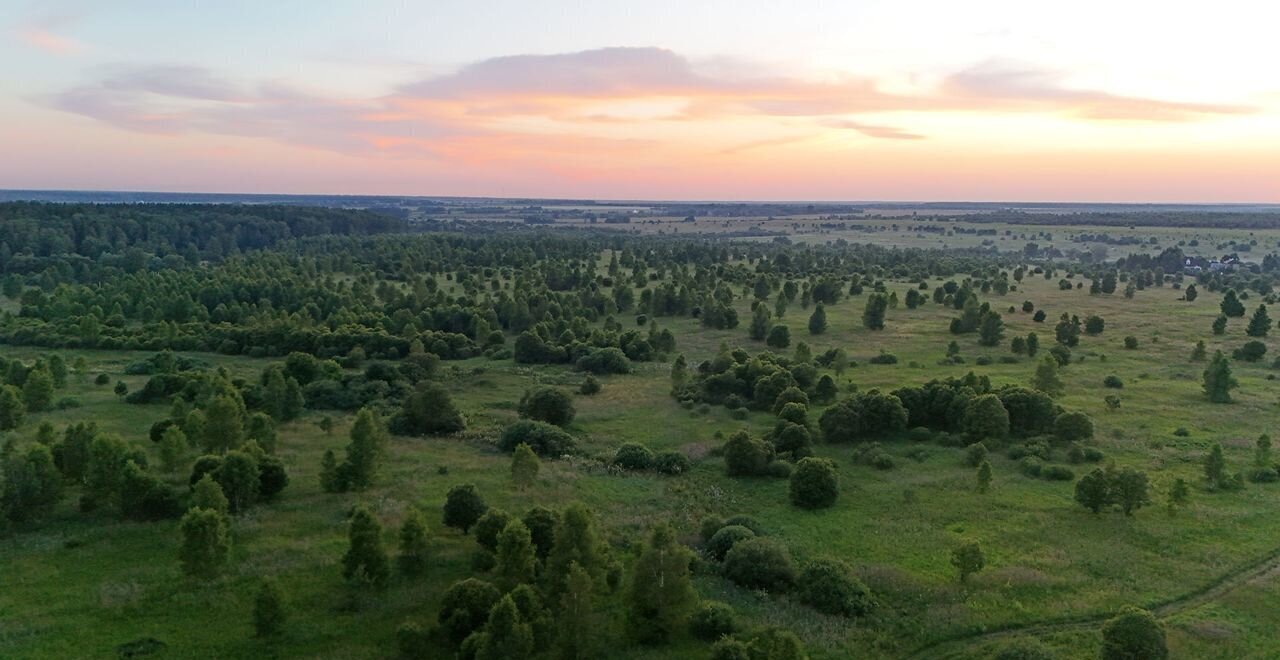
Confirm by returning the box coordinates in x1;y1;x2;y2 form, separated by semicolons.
3;0;1278;202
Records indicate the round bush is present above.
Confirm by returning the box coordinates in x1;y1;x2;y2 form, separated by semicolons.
1054;411;1095;443
723;537;796;592
498;420;576;457
1103;375;1124;389
517;387;576;426
723;515;766;536
1041;465;1075;481
797;558;874;617
729;407;749;420
789;458;839;509
766;460;794;478
689;601;738;641
707;525;755;561
613;442;655;470
653;450;691;475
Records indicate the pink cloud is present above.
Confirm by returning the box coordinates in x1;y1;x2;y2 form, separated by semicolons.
18;26;82;54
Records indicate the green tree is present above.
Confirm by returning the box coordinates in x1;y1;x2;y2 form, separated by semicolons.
1075;468;1112;513
807;303;828;335
1031;354;1065;396
950;541;985;583
84;434;132;511
217;450;260;514
978;311;1005;346
2;444;64;523
476;596;534;660
977;460;993;494
203;395;244;453
545;503;604;599
1220;289;1245;317
510;442;540;489
1166;478;1190;516
1100;606;1168;660
253;579;287;637
21;365;54;412
1190;340;1207;361
962;394;1010;440
749;305;771;341
556;562;601;659
397;382;466;435
0;385;26;430
1112;467;1151;516
789;457;840;509
1212;314;1228;335
343;408;386;490
178;507;230;579
342;507;389;589
626;524;697;644
495;520;538;590
159;425;188;473
862;293;888;330
191;473;229;517
397;508;431;577
1202;351;1237;403
1204;442;1228;489
766;324;791;349
443;483;488;534
1246;304;1271;337
796;558;873;618
518;387;576;427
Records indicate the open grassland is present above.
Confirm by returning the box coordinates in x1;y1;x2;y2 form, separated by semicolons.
2;272;1279;659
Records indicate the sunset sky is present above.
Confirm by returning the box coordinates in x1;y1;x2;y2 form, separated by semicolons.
3;0;1278;201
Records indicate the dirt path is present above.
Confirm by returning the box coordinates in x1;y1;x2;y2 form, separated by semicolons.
902;548;1280;659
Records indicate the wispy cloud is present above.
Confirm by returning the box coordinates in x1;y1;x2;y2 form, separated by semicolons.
822;119;925;140
16;12;84;55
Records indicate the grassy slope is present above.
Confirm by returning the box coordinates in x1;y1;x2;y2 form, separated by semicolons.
2;275;1279;659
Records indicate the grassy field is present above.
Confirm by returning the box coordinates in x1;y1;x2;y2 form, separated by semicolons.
2;272;1279;659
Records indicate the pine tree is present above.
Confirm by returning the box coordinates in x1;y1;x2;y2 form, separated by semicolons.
342;507;389;588
178;507;230;579
1190;340;1207;361
476;595;534;660
343;408;386;490
670;354;688;389
252;579;287;637
807;304;827;335
1031;355;1065;396
978;311;1004;346
544;503;603;599
495;520;538;590
749;305;771;341
1246;304;1271;337
1202;351;1237;403
1221;289;1245;317
510;442;540;490
398;508;431;577
556;562;601;659
1204;443;1228;489
319;449;341;493
862;293;888;330
625;524;697;644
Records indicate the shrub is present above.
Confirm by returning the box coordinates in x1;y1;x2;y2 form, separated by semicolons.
766;459;794;478
1053;412;1095;443
517;387;576;427
437;578;502;644
723;431;772;477
796;559;874;617
1103;375;1124;389
723;538;796;592
1041;465;1075;481
868;351;898;365
578;376;601;395
964;442;989;467
576;347;632;374
1233;340;1267;362
1123;336;1139;349
654;450;691;475
498;420;576;457
613;443;656;471
707;525;756;561
723;515;766;536
789;458;839;509
689;601;738;641
1019;457;1044;477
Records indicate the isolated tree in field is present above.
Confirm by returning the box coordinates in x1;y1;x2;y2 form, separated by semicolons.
518;387;576;427
1202;351;1237;403
0;385;25;430
1025;332;1040;357
1246;304;1271;337
807;304;828;335
253;579;287;637
476;595;534;660
1184;284;1198;302
1220;289;1245;317
178;507;230;579
319;450;341;493
862;293;888;330
1190;340;1207;361
832;347;849;376
556;562;602;659
1075;468;1112;514
978;311;1004;346
1100;606;1167;660
766;324;791;349
1204;443;1229;490
343;408;387;490
1031;355;1065;396
495;520;538;590
1255;434;1273;468
398;508;430;577
1112;468;1151;516
962;394;1010;440
1163;479;1190;519
626;524;697;644
976;460;993;493
789;457;839;509
443;483;488;534
950;541;985;583
749;305;771;341
342;507;389;588
1211;314;1228;335
510;442;540;489
399;382;466;435
22;365;54;412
